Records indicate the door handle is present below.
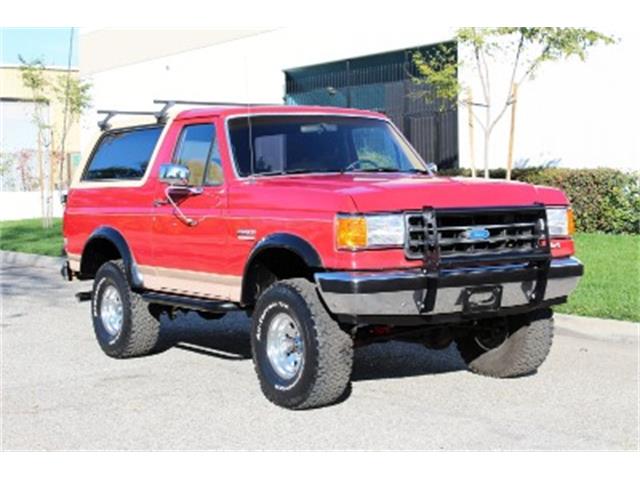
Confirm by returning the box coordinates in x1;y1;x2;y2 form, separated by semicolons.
161;187;199;226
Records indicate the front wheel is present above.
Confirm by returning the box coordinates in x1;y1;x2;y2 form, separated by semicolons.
251;278;353;409
456;309;554;378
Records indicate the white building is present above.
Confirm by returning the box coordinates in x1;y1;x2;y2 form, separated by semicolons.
81;27;638;172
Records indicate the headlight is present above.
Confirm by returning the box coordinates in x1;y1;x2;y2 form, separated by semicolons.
546;207;575;237
336;214;405;250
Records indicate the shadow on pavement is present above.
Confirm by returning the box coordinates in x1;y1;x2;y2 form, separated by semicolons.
1;264;70;298
3;264;466;408
155;311;467;383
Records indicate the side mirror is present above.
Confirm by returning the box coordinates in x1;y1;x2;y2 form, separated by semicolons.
159;164;190;186
426;162;438;173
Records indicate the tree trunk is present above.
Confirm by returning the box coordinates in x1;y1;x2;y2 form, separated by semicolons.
37;130;45;227
484;105;491;179
467;90;477;178
46;148;56;228
483;130;490;179
67;153;72;186
506;83;518;181
58;120;69;191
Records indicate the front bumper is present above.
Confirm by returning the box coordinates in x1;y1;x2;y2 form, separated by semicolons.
315;257;583;319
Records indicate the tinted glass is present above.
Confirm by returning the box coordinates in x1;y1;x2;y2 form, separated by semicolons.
228;115;426;176
205;135;224;186
352;126;400;169
83;126;162;181
174;124;215;184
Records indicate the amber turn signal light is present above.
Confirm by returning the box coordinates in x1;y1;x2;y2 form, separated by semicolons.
567;207;576;236
336;216;367;250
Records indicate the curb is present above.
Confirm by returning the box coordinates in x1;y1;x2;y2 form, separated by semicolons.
555;313;638;339
1;250;63;269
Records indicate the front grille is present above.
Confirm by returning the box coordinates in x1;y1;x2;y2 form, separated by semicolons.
404;207;548;264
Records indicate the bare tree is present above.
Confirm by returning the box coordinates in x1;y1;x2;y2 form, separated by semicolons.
19;54;90;227
412;28;615;179
19;57;51;227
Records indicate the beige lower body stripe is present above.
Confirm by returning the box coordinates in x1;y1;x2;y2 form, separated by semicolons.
138;265;242;302
67;253;81;272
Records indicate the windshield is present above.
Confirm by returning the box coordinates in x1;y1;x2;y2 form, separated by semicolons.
228;115;429;176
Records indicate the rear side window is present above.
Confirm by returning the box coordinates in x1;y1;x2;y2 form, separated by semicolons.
83;126;163;181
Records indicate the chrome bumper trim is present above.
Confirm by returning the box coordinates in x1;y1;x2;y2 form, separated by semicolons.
315;257;583;316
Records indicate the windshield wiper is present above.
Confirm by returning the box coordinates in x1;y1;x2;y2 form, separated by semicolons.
354;167;431;174
256;167;432;176
406;168;431;175
356;167;403;173
253;168;343;177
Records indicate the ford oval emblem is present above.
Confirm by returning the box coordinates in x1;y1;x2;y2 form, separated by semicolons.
464;227;491;240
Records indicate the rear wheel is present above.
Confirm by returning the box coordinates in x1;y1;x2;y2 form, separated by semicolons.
251;278;353;409
456;309;554;378
92;260;160;358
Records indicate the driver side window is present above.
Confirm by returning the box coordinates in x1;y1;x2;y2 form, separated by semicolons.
174;123;224;186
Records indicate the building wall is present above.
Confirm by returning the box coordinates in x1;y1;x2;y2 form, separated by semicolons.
80;28;273;75
0;66;82;219
79;28;638;172
79;27;453;152
0;66;81;155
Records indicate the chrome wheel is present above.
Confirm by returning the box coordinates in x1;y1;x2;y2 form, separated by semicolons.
266;312;304;380
100;285;123;337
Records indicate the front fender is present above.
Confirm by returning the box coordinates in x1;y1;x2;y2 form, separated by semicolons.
245;233;323;272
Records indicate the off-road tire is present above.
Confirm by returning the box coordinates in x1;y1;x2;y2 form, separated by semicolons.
251;278;353;409
456;308;554;378
92;260;160;358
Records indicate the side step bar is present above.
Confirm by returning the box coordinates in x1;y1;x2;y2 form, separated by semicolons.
75;291;92;302
141;291;239;314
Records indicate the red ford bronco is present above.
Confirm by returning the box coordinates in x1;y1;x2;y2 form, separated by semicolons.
62;100;583;409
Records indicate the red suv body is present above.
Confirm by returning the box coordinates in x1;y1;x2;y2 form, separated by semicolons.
63;103;583;409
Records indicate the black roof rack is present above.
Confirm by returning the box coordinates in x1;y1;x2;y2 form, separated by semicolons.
153;99;276;117
97;99;278;130
154;99;275;108
96;110;164;131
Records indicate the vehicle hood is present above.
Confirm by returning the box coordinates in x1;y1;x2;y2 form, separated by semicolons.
252;173;567;211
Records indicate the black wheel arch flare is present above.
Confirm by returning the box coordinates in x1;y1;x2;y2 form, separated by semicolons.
81;226;142;289
241;233;324;305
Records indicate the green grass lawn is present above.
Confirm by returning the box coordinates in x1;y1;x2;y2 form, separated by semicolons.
1;218;638;321
0;218;63;257
555;233;639;322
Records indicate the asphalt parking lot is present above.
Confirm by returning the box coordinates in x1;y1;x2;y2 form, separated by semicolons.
1;256;638;450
